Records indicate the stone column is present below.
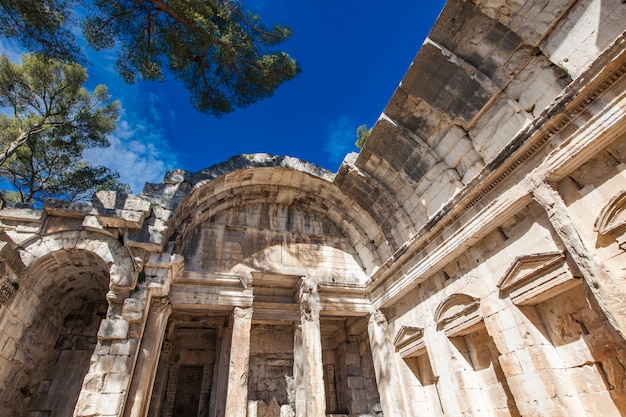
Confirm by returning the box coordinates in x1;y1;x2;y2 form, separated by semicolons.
532;182;626;340
367;310;406;416
123;298;171;417
298;278;326;417
293;325;306;417
209;323;232;417
224;306;253;417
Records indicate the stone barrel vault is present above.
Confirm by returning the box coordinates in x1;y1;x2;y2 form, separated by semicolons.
1;0;626;416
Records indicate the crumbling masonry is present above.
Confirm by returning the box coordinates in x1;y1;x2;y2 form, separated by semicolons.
1;0;626;416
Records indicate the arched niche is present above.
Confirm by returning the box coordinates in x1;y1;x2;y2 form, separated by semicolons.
0;231;135;415
169;168;379;283
19;230;137;290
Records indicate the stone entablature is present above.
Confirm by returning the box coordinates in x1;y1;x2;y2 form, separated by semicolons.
1;0;626;416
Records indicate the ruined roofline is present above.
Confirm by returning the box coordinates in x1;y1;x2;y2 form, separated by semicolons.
156;153;334;189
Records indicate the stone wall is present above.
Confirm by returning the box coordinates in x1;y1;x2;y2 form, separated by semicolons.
0;0;625;416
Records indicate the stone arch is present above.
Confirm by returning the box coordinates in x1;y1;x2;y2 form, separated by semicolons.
19;230;137;291
0;231;136;414
168;166;386;273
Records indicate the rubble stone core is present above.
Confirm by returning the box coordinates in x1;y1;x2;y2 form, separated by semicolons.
1;0;626;416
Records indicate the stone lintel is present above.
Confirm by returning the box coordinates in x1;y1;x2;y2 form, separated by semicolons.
181;270;246;288
168;285;253;310
319;300;372;316
92;191;152;212
316;281;371;315
124;227;164;252
95;211;147;229
251;302;300;323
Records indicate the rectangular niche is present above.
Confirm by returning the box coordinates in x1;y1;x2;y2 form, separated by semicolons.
248;324;295;407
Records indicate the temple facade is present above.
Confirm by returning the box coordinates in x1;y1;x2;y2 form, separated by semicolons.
1;0;626;416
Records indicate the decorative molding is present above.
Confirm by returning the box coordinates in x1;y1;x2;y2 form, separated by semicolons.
179;271;246;289
393;326;426;357
434;293;482;337
595;190;626;235
498;251;579;305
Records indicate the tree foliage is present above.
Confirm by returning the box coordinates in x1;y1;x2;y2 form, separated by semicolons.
0;0;300;116
355;124;371;150
0;53;127;205
0;0;80;62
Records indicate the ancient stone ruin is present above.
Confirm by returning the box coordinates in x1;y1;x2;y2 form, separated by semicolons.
1;0;626;416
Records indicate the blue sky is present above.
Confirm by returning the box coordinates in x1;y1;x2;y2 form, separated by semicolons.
2;1;446;193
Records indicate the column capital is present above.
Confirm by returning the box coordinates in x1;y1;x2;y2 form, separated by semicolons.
299;277;320;322
233;306;253;320
369;309;388;326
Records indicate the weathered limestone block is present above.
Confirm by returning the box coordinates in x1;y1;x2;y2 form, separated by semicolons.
82;215;119;238
97;319;129;340
122;298;147;323
280;404;295;417
469;96;532;163
44;198;149;229
542;0;626;78
74;392;125;416
92;191;152;212
124;214;168;251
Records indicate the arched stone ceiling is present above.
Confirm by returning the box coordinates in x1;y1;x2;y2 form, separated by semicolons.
23;249;110;321
341;0;602;255
163;160;391;272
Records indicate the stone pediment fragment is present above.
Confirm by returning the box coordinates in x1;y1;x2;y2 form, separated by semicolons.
434;293;482;336
595;190;626;235
393;325;426;357
498;251;578;305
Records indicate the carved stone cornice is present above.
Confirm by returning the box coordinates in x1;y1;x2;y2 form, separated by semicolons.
434;293;482;337
595;190;626;236
393;326;426;357
498;251;579;305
